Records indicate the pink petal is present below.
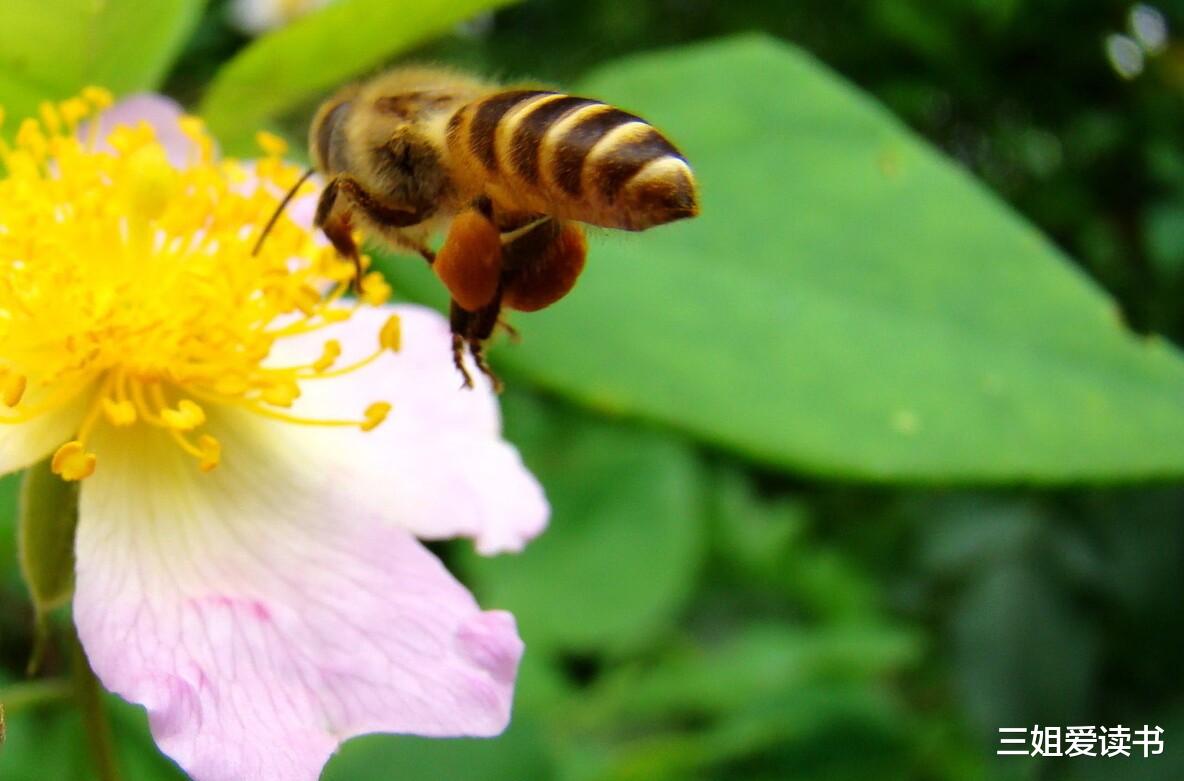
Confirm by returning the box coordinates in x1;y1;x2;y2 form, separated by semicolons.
266;304;549;555
74;411;523;781
88;94;203;167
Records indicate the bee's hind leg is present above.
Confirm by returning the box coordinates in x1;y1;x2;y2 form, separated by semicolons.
450;332;475;389
468;342;502;393
448;291;505;392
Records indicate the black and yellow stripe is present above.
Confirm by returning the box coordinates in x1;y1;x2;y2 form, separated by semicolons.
447;89;697;230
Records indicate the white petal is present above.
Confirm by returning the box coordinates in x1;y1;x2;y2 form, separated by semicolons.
0;391;89;476
267;304;549;555
75;411;524;781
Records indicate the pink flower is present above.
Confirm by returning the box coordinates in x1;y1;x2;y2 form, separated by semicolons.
0;93;548;780
227;0;336;35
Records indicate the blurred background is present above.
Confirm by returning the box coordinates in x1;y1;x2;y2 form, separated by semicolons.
3;1;1184;779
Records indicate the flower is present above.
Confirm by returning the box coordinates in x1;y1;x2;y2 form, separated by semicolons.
228;0;336;35
0;92;548;780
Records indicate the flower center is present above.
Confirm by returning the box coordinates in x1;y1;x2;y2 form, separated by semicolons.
0;90;398;480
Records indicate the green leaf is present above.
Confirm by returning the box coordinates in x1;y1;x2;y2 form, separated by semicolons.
461;392;704;653
0;0;203;121
951;562;1097;731
18;460;78;615
322;716;554;781
586;624;920;726
199;0;517;152
0;472;23;589
384;35;1184;482
17;460;77;678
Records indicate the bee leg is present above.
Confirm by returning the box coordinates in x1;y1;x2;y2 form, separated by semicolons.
448;301;476;390
466;287;506;393
451;333;475;389
315;179;365;292
318;217;364;291
448;290;505;392
395;236;435;265
317;175;430;290
469;342;502;394
498;318;521;342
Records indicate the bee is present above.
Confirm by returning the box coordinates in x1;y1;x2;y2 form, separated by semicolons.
306;66;699;388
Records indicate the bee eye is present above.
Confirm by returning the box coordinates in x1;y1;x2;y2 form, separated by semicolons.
315;101;351;172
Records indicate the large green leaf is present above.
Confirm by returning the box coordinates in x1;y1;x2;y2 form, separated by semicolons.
199;0;517;152
0;0;202;121
461;392;704;653
387;35;1184;482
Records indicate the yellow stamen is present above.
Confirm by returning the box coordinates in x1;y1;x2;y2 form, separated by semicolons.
256;131;288;157
361;272;392;306
161;399;206;431
0;88;401;478
52;441;97;481
313;340;342;372
261;381;301;408
81;87;114;109
197;435;221;472
3;374;27;407
101;397;137;426
362;402;391;432
126;144;178;220
380;315;401;352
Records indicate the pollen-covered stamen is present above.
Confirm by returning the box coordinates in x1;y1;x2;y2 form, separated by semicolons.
2;373;27;407
0;89;402;478
52;441;96;481
362;402;392;432
313;340;342;372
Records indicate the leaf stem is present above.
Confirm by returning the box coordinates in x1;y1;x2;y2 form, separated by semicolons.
0;677;73;713
70;632;122;781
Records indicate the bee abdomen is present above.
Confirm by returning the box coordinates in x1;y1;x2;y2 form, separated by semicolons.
447;91;698;231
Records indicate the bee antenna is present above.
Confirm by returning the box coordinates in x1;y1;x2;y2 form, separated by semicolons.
252;167;317;257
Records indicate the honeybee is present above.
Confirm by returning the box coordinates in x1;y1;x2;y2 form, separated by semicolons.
306;66;699;388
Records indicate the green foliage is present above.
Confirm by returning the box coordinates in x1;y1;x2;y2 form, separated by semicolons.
17;460;78;615
479;36;1184;482
461;393;705;653
199;0;519;153
0;683;188;781
0;0;203;121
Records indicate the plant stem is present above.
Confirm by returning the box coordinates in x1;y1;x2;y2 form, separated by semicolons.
70;633;121;781
0;677;73;713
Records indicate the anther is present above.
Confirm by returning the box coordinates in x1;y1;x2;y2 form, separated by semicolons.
81;87;114;109
52;441;97;481
361;272;392;306
162;399;206;431
379;315;401;352
362;402;391;432
313;340;342;372
198;435;221;472
39;102;62;136
126;145;178;221
262;381;301;407
2;373;27;407
101;398;137;426
256;131;288;157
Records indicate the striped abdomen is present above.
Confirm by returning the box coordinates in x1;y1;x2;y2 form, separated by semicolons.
445;90;698;231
